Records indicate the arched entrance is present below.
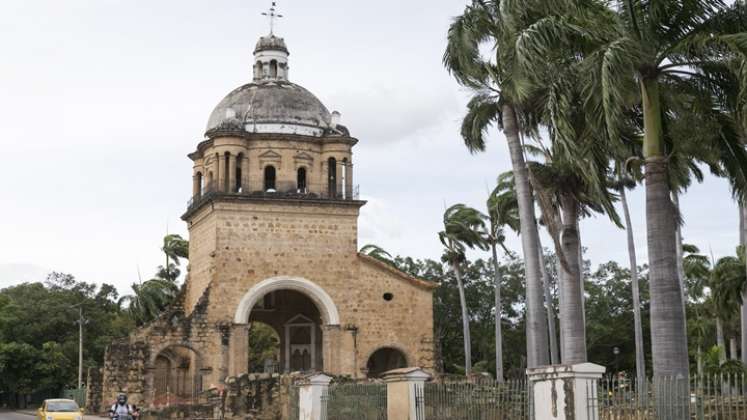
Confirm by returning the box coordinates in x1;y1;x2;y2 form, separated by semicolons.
152;345;202;406
234;276;340;373
366;347;408;378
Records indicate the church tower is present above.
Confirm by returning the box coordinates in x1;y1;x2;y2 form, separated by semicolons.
101;23;435;408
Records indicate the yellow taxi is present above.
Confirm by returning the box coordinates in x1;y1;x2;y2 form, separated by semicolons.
37;399;84;420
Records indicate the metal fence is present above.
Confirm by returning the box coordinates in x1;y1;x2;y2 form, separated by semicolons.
321;382;387;420
423;378;529;420
589;374;747;420
61;387;86;407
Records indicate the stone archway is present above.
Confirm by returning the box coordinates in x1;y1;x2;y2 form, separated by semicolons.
234;276;340;326
365;346;409;378
150;344;203;406
232;276;341;375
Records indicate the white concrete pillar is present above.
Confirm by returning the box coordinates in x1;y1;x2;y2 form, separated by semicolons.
298;373;332;420
382;367;431;420
527;363;606;420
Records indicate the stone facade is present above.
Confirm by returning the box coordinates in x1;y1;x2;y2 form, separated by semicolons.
100;29;436;412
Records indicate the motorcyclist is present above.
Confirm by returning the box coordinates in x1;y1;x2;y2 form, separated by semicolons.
109;393;134;419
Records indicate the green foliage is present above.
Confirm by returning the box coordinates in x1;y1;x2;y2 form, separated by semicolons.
247;322;280;373
0;273;132;402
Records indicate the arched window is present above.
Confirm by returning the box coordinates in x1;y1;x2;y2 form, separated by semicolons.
236;153;244;193
297;167;307;193
194;172;203;198
270;60;278;78
327;157;337;198
264;166;276;192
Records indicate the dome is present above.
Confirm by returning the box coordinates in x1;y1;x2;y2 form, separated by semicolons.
206;80;333;137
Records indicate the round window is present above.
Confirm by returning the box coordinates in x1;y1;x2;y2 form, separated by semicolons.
383;292;393;301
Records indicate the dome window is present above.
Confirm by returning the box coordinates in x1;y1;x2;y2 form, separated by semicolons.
297;167;307;193
270;60;278;78
327;157;337;198
264;165;277;192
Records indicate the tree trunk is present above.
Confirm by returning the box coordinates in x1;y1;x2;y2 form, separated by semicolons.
453;261;472;375
672;192;687;308
741;204;747;365
642;77;689;379
502;103;549;367
730;337;738;361
559;194;587;363
537;236;560;364
620;182;647;387
717;318;726;364
491;244;504;381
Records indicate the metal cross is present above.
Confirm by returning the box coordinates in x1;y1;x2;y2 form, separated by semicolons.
261;1;283;35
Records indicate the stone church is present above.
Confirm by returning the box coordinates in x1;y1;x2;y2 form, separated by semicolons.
100;30;436;407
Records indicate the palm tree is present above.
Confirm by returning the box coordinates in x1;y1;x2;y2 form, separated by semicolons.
162;234;189;269
360;244;395;266
518;0;747;381
444;0;550;368
486;173;520;380
439;204;489;375
613;167;647;390
119;278;180;325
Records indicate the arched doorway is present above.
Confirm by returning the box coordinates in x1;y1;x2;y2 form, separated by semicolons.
152;345;202;406
248;290;324;372
234;276;340;373
366;347;408;378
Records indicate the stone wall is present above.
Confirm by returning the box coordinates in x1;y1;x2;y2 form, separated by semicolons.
85;367;103;414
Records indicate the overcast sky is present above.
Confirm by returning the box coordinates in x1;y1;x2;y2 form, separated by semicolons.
0;0;740;294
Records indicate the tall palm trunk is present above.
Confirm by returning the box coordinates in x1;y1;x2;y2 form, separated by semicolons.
642;78;689;379
559;194;586;363
537;237;560;364
672;193;687;309
491;244;504;381
502;103;549;367
620;182;647;388
741;204;747;365
717;318;727;364
452;261;472;375
730;337;738;360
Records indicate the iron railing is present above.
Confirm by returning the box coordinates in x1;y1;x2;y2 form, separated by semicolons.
187;180;360;210
589;374;747;420
321;383;387;420
423;378;529;420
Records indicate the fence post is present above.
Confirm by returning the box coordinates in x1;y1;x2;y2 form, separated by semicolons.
526;363;605;420
298;373;332;420
382;367;431;420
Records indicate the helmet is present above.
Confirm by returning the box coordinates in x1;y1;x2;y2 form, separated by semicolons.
117;393;127;404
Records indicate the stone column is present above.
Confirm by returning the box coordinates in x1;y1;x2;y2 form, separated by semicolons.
215;153;223;192
322;325;341;374
218;323;232;383
229;324;249;377
526;363;606;420
227;153;237;193
240;155;249;193
298;373;332;420
382;367;431;420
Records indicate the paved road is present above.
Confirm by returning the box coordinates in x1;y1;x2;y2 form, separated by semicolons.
0;411;103;420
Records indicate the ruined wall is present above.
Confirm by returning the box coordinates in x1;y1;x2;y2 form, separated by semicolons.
101;286;220;409
85;367;103;414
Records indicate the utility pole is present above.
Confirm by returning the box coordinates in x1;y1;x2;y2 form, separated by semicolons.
72;303;88;389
